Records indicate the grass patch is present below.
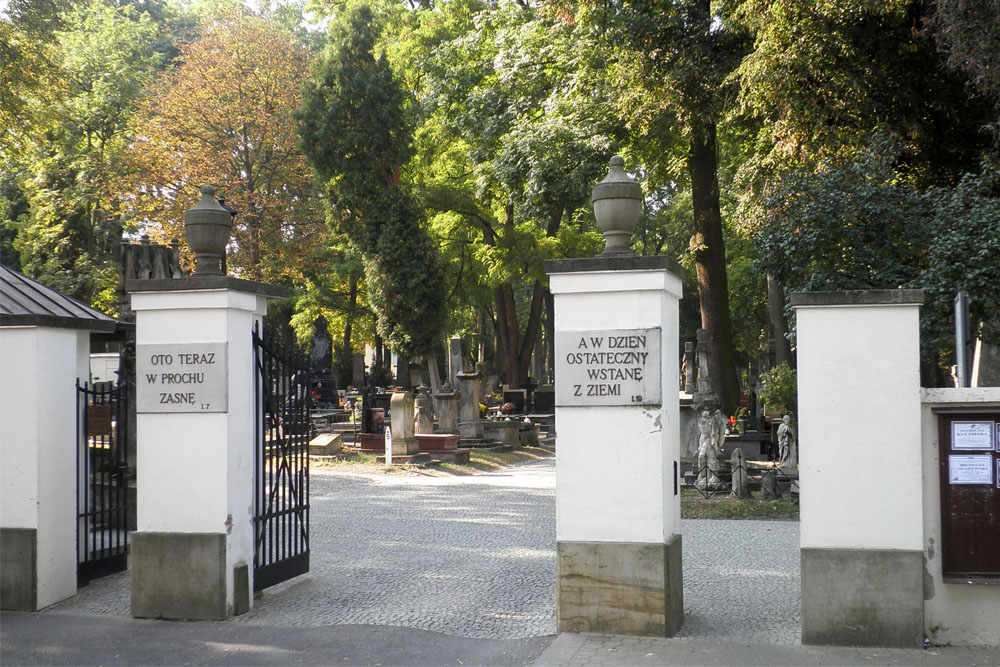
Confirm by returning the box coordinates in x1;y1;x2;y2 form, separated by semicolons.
310;446;555;477
681;489;799;520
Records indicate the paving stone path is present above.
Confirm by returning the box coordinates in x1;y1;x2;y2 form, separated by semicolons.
45;457;800;643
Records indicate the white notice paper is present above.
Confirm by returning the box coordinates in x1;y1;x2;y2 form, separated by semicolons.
951;421;995;450
948;455;993;485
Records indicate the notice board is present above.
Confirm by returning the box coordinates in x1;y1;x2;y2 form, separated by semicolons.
936;410;1000;583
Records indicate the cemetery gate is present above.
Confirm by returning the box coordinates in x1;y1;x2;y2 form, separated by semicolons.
76;379;130;586
252;320;310;591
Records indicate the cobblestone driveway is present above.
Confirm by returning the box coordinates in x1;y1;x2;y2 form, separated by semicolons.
46;457;800;643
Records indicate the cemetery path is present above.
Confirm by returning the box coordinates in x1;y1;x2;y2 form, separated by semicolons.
44;457;801;644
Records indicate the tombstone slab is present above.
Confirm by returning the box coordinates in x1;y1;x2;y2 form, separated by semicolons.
456;369;485;441
388;391;419;458
413;386;434;435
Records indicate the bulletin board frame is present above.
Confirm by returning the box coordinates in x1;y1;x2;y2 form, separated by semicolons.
936;410;1000;584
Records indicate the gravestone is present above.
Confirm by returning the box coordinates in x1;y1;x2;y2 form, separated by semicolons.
433;383;459;434
456;369;485;441
448;336;464;388
760;468;781;499
388;391;419;457
413;386;434;435
682;341;696;394
502;389;527;414
533;388;555;413
731;448;749;498
352;353;365;388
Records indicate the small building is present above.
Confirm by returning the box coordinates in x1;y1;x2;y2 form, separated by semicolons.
1;265;122;610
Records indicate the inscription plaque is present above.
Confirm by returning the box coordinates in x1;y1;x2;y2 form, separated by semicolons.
137;343;228;413
555;328;661;407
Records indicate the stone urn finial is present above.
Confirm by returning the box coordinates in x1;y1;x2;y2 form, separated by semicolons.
592;155;642;256
184;184;232;276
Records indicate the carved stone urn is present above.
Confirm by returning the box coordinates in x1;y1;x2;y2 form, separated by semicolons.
591;155;642;256
184;184;232;275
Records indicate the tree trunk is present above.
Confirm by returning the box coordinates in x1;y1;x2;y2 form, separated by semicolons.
495;283;520;387
766;274;793;367
343;271;359;358
688;121;740;415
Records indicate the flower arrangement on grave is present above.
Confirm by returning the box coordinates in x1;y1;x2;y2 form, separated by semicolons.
500;402;516;415
479;402;487;417
310;390;321;407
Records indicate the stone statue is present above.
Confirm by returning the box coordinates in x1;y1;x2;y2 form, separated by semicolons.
777;415;797;468
712;409;727;443
695;409;724;492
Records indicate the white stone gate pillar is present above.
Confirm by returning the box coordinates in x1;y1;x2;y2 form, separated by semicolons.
792;290;925;648
128;276;283;620
546;255;684;636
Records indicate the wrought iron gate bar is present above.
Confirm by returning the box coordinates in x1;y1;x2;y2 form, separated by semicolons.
252;320;310;592
76;379;129;586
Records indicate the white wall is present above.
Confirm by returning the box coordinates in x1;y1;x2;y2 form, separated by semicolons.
132;287;267;607
551;268;682;544
796;302;923;551
1;325;86;609
1;328;40;531
920;387;1000;647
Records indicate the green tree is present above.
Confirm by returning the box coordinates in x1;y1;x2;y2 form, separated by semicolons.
575;0;746;414
298;3;447;359
754;137;1000;383
4;0;162;308
419;2;614;387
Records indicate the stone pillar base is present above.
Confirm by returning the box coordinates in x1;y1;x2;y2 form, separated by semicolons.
131;532;230;621
389;437;419;457
0;528;37;610
557;535;683;637
801;547;923;648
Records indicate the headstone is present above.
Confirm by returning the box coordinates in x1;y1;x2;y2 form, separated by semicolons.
456;369;485;440
361;385;375;433
395;355;410;389
352;353;365;388
683;341;696;393
433;383;459;434
503;389;527;414
533;388;555;413
731;448;749;498
448;335;464;388
309;433;342;456
761;467;781;499
388;391;419;457
413;386;434;434
309;316;333;376
693;329;720;414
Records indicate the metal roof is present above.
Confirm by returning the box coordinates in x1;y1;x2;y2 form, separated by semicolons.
0;264;121;332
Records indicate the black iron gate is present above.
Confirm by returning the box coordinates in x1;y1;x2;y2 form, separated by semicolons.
76;380;130;586
252;320;310;591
